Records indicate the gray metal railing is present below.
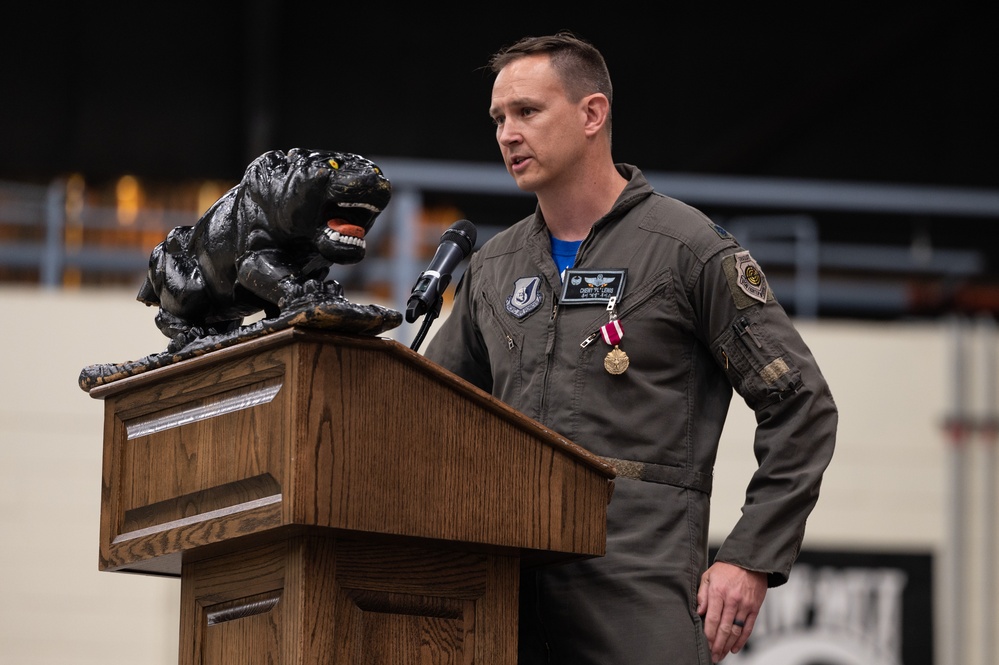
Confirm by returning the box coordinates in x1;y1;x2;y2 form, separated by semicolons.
2;160;997;328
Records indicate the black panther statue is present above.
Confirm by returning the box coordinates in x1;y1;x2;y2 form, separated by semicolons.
136;148;393;352
78;148;402;392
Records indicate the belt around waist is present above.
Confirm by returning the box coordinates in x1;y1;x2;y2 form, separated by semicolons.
601;457;713;495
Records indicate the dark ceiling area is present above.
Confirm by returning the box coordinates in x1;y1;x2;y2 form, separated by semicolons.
3;6;997;188
2;6;998;318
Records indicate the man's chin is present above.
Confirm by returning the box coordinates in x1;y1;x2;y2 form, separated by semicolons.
510;172;539;193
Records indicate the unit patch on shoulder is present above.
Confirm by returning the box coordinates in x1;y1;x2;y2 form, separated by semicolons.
505;276;544;318
722;251;770;308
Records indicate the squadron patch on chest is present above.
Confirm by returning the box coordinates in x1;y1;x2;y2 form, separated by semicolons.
506;276;545;318
723;251;771;308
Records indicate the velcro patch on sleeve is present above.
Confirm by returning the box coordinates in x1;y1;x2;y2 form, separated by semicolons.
722;251;771;309
759;357;790;386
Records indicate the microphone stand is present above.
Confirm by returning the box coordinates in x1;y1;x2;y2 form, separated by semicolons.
409;294;443;353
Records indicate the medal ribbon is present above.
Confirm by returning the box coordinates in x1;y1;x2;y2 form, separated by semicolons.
601;319;624;346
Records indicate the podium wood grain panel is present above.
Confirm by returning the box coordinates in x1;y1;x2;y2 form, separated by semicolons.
90;327;614;662
179;530;517;662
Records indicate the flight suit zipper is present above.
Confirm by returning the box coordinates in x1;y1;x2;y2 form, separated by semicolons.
539;295;560;419
579;271;670;348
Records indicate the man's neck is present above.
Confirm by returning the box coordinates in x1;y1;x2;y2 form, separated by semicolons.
538;163;628;241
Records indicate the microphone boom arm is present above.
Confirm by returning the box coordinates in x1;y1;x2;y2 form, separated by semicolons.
409;292;444;352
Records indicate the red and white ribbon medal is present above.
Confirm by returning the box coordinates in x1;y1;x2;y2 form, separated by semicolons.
601;298;629;374
601;318;623;345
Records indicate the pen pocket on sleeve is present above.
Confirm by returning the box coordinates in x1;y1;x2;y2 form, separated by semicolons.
716;311;801;406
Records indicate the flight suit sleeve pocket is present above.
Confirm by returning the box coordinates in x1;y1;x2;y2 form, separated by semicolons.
715;309;802;407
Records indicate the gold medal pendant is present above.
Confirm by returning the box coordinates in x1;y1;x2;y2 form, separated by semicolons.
601;299;628;375
604;345;630;374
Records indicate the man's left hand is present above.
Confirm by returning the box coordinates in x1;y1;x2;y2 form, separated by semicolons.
696;561;767;663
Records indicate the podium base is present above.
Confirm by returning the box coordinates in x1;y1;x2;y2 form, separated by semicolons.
180;534;517;665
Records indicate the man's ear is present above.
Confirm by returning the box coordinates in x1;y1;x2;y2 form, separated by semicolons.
581;93;611;138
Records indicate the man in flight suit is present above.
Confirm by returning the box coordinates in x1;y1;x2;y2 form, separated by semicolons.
423;31;838;664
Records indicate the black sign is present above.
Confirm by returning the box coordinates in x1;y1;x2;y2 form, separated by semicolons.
712;548;933;665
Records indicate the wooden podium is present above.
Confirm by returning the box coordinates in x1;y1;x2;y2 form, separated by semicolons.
87;327;615;664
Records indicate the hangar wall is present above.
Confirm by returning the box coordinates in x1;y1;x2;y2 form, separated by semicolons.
1;286;994;664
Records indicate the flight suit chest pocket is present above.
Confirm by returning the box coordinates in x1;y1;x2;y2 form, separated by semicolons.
480;289;526;398
716;310;802;407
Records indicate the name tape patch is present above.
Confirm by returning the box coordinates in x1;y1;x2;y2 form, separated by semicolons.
560;269;627;305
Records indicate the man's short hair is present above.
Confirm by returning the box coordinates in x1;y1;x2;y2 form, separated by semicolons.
488;31;613;108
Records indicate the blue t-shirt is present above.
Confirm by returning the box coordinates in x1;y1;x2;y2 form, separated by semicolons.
550;236;582;280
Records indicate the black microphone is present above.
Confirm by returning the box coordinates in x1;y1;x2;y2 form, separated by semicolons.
405;219;477;323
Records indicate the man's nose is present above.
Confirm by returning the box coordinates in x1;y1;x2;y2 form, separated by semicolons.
497;120;521;145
